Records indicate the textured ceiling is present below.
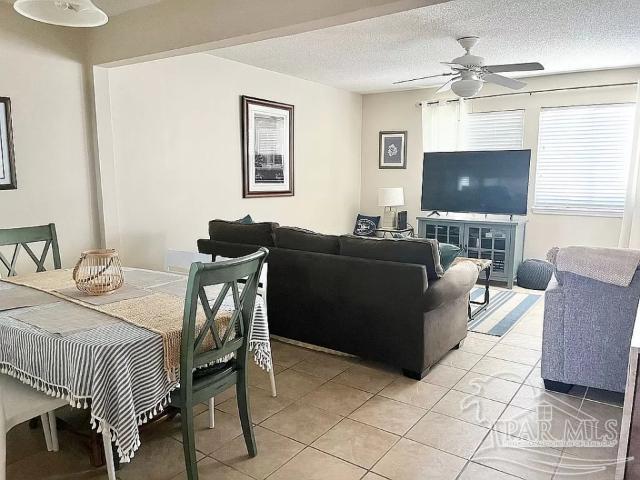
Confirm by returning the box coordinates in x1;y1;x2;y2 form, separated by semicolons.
210;0;640;93
3;0;166;16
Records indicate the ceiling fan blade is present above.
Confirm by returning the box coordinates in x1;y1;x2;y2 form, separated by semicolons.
435;78;456;94
393;72;455;85
440;62;465;68
483;73;527;90
485;62;544;73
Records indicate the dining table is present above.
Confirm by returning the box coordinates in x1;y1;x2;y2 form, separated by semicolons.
0;267;272;471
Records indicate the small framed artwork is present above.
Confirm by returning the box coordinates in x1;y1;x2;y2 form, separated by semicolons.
0;97;16;190
379;131;407;169
241;96;294;198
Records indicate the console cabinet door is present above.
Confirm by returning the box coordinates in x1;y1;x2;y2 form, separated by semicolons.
424;222;464;249
463;224;511;281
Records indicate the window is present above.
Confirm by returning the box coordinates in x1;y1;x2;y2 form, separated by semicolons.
463;110;525;150
534;103;636;215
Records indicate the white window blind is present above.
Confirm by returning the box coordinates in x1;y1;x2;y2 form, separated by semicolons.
534;103;636;215
463;110;524;150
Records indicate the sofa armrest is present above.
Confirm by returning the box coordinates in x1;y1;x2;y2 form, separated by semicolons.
197;238;215;255
198;239;265;259
422;262;479;312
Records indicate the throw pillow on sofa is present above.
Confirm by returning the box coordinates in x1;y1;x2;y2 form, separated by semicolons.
235;214;254;224
339;235;444;280
439;243;462;271
353;214;380;237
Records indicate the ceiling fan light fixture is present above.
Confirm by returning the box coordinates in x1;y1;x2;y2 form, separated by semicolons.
451;78;482;98
14;0;108;27
394;35;543;94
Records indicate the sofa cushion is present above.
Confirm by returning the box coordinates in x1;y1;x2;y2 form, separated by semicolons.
439;243;462;271
339;235;444;280
275;227;339;254
208;219;278;246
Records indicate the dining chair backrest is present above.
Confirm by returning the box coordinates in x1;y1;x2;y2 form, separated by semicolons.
179;248;268;386
215;255;268;297
0;224;61;277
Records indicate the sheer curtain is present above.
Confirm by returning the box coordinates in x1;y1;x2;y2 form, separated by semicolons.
619;82;640;248
421;99;467;152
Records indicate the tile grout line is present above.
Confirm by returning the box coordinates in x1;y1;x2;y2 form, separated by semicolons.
207;331;617;480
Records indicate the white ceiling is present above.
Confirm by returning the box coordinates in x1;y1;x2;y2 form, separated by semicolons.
210;0;640;93
3;0;165;16
93;0;164;16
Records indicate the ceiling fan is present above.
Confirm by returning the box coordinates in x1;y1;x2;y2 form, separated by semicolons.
394;36;544;98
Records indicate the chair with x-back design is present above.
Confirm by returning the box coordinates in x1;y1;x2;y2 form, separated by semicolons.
170;248;268;480
0;223;66;480
0;224;61;277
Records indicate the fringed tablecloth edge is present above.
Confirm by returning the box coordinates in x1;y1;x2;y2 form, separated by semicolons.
248;340;273;371
1;361;177;463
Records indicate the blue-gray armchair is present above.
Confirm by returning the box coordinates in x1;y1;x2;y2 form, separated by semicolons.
542;248;640;393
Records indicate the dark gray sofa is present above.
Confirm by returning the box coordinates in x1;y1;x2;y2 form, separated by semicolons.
198;221;479;379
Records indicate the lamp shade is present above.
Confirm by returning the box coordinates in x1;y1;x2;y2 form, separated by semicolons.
451;78;483;98
14;0;108;27
378;187;405;207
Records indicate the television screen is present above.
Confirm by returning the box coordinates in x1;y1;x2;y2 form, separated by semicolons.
421;150;531;215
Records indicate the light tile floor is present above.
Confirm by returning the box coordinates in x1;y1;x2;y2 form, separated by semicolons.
5;293;626;480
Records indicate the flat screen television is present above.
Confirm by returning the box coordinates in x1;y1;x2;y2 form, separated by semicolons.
421;150;531;215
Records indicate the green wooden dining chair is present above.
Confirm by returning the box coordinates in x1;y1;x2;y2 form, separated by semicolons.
170;248;268;480
0;224;61;277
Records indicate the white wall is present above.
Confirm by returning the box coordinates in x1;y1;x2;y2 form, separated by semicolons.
0;4;99;269
104;54;362;269
361;69;640;259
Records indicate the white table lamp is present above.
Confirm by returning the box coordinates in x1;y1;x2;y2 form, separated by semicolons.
378;187;405;228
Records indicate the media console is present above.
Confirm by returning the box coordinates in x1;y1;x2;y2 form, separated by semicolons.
417;216;526;289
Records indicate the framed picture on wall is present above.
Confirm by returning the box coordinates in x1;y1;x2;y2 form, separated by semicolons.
379;131;407;169
0;97;16;190
241;96;294;198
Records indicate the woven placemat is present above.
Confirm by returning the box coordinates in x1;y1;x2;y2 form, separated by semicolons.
0;284;59;311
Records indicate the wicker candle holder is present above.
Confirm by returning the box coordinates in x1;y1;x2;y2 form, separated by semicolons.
73;249;124;295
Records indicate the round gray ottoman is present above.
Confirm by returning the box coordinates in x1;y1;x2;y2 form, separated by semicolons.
517;259;554;290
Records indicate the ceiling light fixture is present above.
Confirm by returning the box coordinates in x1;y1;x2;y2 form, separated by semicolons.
14;0;108;27
450;71;483;98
